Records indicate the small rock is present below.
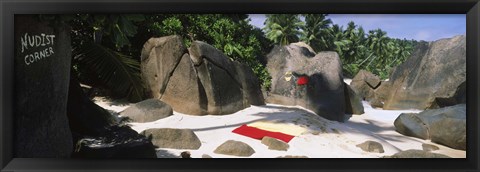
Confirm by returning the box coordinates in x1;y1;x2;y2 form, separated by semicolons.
383;149;450;158
422;144;440;151
214;140;255;157
120;99;173;123
202;154;212;158
141;128;201;150
356;141;385;153
180;151;191;158
261;137;289;151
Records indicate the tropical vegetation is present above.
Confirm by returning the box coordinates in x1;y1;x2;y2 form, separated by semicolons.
263;14;418;79
49;13;418;102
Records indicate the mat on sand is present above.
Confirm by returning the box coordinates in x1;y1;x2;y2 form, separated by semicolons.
232;124;295;143
247;121;308;136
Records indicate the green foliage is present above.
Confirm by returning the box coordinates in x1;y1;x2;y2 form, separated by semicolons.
301;14;332;52
74;42;144;102
264;14;304;46
70;14;145;102
299;19;418;79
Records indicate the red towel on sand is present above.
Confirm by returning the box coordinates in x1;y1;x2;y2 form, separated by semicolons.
232;124;295;143
297;76;309;85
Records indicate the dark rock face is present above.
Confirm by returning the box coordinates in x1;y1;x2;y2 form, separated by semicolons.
356;141;385;153
141;35;187;99
72;126;157;158
14;15;73;157
214;140;255;157
233;61;266;106
394;113;430;140
120;99;173;123
190;41;253;114
419;104;466;150
194;58;246;114
384;149;450;158
344;82;364;115
141;128;202;150
383;35;466;110
394;104;466;150
141;37;264;115
160;54;208;115
261;136;289;151
266;43;346;122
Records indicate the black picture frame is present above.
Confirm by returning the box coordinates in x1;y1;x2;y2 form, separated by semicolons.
1;0;479;171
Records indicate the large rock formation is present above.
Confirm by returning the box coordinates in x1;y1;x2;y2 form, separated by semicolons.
14;15;73;157
344;82;365;115
383;35;466;110
141;36;264;115
394;104;466;150
265;43;349;122
141;35;187;99
189;42;248;114
350;70;390;108
350;70;381;101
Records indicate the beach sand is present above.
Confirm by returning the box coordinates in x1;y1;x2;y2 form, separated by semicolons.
93;95;466;158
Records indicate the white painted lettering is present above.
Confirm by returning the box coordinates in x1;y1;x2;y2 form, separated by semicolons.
21;33;28;53
28;35;35;47
20;33;56;65
41;33;46;46
34;52;40;61
35;35;41;47
29;54;34;64
48;35;55;45
25;55;30;65
49;47;54;55
39;50;45;59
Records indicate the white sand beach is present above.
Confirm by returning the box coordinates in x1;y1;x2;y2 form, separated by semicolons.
94;94;466;158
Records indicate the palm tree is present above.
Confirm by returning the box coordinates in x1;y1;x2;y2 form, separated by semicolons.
365;29;389;68
263;14;304;46
301;14;332;52
329;24;352;59
71;14;146;102
342;21;359;64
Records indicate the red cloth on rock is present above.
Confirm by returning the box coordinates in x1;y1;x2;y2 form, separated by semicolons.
232;124;294;143
297;76;309;85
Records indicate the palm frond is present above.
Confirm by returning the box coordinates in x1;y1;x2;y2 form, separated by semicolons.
76;42;144;102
